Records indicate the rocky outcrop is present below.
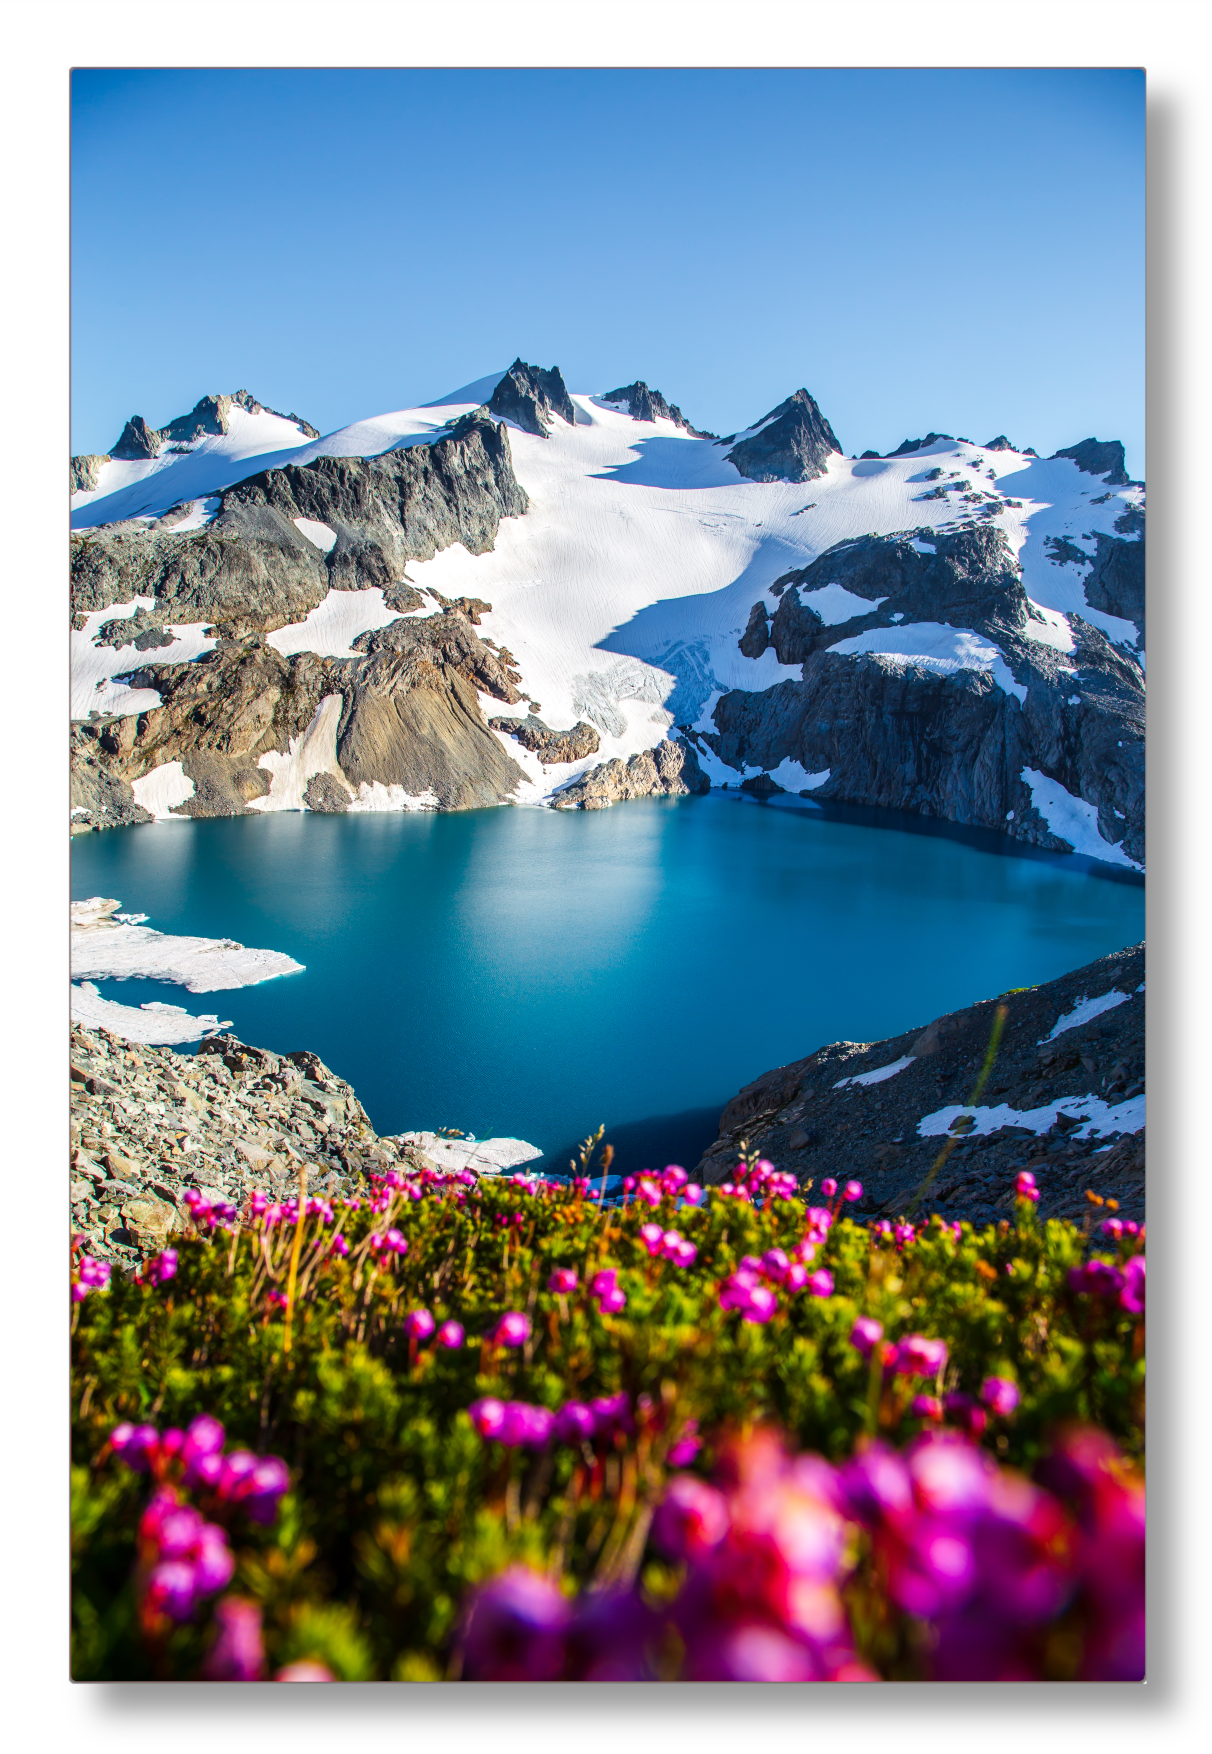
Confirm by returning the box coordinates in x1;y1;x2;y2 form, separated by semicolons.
71;455;108;494
1051;438;1130;486
70;736;152;832
551;736;709;810
70;411;528;631
698;526;1145;863
601;381;714;437
69;1021;539;1268
489;714;601;763
725;389;842;483
694;943;1145;1228
1081;528;1146;643
70;607;531;826
303;771;355;812
70;1027;379;1269
488;359;576;437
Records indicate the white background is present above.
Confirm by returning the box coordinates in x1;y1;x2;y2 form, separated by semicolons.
0;3;1202;1749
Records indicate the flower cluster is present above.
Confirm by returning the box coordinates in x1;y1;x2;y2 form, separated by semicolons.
718;1244;834;1324
460;1423;1144;1682
1068;1253;1145;1314
716;1157;798;1204
139;1248;178;1287
589;1268;626;1314
467;1390;633;1451
621;1164;705;1208
183;1188;239;1230
112;1415;290;1525
638;1223;697;1268
72;1248;111;1302
136;1487;235;1627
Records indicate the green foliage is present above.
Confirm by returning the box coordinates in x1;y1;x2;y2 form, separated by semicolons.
71;1173;1143;1679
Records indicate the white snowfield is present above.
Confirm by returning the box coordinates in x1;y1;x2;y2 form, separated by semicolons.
1043;989;1132;1041
71;597;217;721
71;374;1143;863
919;1092;1145;1144
266;588;404;659
71;980;232;1045
70;896;304;993
396;1130;544;1175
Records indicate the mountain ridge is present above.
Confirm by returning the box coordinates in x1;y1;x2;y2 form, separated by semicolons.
69;360;1145;870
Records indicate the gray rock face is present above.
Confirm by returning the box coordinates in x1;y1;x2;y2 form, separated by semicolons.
1082;527;1146;643
70;412;528;633
488;359;576;436
693;943;1145;1228
725;389;842;483
111;416;161;461
1050;438;1130;486
71;455;107;494
551;736;709;809
601;381;714;437
488;714;601;763
698;526;1145;862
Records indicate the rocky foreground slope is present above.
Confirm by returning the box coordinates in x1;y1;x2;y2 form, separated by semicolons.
694;944;1145;1225
69;1026;483;1268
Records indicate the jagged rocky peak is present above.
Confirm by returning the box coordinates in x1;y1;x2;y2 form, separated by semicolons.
600;381;714;438
105;392;319;464
487;359;576;437
725;388;842;484
1049;438;1130;487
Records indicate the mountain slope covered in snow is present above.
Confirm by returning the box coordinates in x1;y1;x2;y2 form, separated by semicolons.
69;363;1144;868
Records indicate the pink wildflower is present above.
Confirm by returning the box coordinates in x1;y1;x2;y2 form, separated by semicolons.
493;1311;530;1347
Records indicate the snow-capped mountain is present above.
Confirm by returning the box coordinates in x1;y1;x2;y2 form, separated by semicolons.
70;362;1144;869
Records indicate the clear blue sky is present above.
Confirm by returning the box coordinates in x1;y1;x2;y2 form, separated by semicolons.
71;68;1145;474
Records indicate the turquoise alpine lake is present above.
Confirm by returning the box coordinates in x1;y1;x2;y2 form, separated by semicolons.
70;794;1144;1177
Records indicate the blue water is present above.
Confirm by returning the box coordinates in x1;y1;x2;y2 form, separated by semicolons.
70;795;1144;1176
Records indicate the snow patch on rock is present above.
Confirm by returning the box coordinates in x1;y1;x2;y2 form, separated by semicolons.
267;589;402;659
130;760;195;820
292;517;338;553
829;622;1027;704
835;1054;915;1089
1043;989;1132;1041
345;781;441;813
71;981;232;1044
250;694;348;812
798;581;888;625
1022;768;1143;870
918;1092;1145;1143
